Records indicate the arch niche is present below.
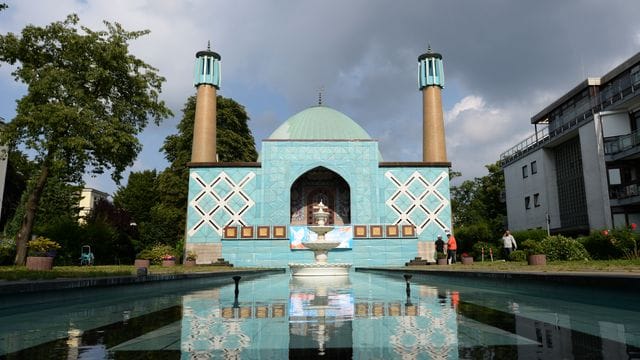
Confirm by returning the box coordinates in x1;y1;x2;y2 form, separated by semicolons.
290;167;351;225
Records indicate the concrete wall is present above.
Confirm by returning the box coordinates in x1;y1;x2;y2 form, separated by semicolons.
579;118;612;229
600;111;631;137
504;148;557;231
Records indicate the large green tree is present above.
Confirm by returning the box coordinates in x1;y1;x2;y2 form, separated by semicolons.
0;149;31;231
450;161;506;249
0;15;172;264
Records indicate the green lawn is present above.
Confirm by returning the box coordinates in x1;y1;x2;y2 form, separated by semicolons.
0;264;246;281
2;259;640;281
407;259;640;273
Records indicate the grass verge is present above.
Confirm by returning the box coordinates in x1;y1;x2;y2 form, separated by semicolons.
0;265;253;281
405;259;640;272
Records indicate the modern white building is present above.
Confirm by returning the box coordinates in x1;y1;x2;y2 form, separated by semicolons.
78;187;109;223
501;52;640;234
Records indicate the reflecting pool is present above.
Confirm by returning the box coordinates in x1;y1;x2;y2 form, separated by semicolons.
0;270;639;359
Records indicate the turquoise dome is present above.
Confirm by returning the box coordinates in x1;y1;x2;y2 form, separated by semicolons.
268;106;372;140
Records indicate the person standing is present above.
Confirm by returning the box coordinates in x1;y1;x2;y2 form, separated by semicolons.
502;230;517;260
446;232;457;264
435;235;445;254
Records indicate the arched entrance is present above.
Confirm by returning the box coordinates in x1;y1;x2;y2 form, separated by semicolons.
290;167;351;225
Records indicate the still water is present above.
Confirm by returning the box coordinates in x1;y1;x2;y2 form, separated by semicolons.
0;270;639;359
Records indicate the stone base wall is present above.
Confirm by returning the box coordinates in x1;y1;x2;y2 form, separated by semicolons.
187;243;222;264
417;241;435;262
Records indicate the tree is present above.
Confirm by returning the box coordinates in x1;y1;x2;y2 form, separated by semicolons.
113;169;159;251
84;199;136;264
113;170;158;225
450;161;506;252
0;15;172;264
0;149;31;231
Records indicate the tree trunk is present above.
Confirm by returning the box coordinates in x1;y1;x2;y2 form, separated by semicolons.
14;163;50;265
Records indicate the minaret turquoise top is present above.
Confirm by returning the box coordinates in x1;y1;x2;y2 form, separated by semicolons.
194;43;221;88
418;47;444;89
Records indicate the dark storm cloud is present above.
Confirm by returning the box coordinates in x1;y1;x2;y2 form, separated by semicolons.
3;0;639;191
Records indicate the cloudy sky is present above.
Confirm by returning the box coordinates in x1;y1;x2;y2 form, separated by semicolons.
1;0;640;195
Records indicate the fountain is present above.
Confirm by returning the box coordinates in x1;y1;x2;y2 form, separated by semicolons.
289;200;352;276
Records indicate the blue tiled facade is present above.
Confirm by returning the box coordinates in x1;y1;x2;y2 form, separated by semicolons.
187;139;451;267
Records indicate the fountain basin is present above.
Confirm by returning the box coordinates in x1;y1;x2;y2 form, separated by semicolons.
289;263;352;276
303;241;341;251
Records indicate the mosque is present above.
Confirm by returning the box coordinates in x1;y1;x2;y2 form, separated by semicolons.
185;45;452;266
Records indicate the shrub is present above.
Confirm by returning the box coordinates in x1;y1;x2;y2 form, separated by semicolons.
454;223;493;254
609;228;639;259
27;236;61;256
509;250;527;262
436;251;447;259
580;228;639;260
539;235;590;261
511;229;547;243
0;237;16;265
471;241;501;260
521;239;544;255
137;243;177;265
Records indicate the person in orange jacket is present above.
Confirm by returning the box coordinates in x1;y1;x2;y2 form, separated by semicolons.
446;231;457;264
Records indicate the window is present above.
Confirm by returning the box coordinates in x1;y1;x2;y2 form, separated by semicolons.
534;193;540;207
531;161;538;174
525;196;531;210
522;165;528;178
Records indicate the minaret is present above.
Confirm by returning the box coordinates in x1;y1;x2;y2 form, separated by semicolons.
191;42;221;163
418;46;447;162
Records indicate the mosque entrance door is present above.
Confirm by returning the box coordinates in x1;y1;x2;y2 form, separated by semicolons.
290;167;350;226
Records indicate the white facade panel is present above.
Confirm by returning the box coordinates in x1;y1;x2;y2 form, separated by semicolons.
601;111;631;137
504;148;552;231
579;118;612;229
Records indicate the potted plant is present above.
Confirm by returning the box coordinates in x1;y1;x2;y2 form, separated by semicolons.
436;252;448;265
162;254;176;267
26;236;61;271
527;250;546;265
523;239;546;265
461;252;474;265
184;251;197;267
134;249;153;269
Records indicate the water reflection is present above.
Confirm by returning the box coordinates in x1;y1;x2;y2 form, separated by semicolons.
178;273;462;359
1;272;639;359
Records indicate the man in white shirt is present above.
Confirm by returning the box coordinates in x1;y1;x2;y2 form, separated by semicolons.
502;230;517;260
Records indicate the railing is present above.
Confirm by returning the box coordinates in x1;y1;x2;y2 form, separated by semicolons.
609;183;640;200
499;127;550;166
604;128;640;155
501;77;640;167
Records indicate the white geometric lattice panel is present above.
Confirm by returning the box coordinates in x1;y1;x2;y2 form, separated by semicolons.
189;171;256;236
385;171;449;234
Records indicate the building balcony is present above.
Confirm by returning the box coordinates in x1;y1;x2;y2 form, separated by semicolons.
609;183;640;207
604;129;640;161
502;80;640;167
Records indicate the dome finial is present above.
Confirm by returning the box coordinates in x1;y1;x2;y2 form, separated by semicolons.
427;43;432;53
318;86;324;106
207;40;211;51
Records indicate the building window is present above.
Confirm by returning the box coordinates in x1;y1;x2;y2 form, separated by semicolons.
531;161;537;174
534;193;540;207
522;165;528;178
525;196;531;210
